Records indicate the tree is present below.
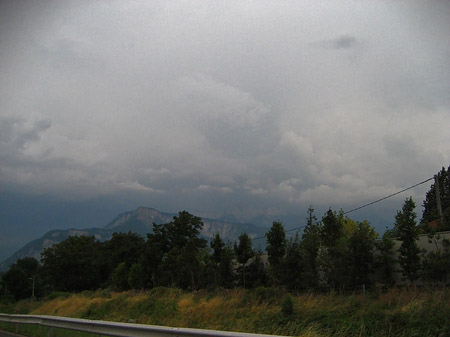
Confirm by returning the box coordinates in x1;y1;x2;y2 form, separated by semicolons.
127;262;146;289
300;206;321;288
41;235;103;292
2;257;41;300
421;166;450;231
347;221;377;287
234;232;254;288
321;209;344;249
318;209;348;289
395;197;421;284
265;221;286;285
375;231;396;287
284;233;304;291
103;232;145;271
142;222;169;288
245;250;267;288
421;237;450;284
101;231;145;288
210;233;235;288
153;211;207;289
111;262;129;290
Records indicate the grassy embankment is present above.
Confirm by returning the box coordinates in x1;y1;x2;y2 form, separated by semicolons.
1;287;450;337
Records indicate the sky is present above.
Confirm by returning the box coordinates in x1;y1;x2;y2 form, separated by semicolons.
1;0;449;259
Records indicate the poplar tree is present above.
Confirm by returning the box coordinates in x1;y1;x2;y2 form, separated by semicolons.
234;232;254;288
265;221;286;285
395;197;421;284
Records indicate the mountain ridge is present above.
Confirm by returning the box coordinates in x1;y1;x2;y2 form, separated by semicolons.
0;207;268;272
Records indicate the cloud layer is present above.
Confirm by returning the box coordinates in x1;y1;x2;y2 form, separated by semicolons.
1;0;449;225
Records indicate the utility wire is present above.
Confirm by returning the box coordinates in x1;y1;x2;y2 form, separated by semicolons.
343;176;434;215
252;176;434;241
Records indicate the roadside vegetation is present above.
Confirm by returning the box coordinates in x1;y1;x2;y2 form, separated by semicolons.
1;287;450;337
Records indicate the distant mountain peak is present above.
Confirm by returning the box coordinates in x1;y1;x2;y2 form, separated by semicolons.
1;207;268;272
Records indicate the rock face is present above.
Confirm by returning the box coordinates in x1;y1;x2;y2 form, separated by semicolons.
0;207;267;271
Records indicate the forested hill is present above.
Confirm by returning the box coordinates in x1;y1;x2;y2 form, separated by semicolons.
0;207;267;271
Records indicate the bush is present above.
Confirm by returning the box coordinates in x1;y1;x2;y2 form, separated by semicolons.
281;294;295;317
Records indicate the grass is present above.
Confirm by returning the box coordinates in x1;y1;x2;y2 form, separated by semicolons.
1;287;450;336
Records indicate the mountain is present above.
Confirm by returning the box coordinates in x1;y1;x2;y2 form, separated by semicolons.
0;227;114;272
105;207;266;241
0;207;268;272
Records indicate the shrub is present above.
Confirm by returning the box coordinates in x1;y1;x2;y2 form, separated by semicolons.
281;294;295;317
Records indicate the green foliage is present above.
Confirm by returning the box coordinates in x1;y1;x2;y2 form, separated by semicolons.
102;231;145;273
112;262;129;290
421;166;450;231
7;288;450;337
421;237;450;284
210;234;235;288
375;231;396;287
234;232;254;289
2;257;41;300
127;263;145;289
283;234;304;291
281;294;295;317
41;235;104;292
321;209;344;249
318;209;350;289
265;221;286;285
300;207;321;289
155;211;207;289
347;221;377;287
395;197;421;283
244;250;267;288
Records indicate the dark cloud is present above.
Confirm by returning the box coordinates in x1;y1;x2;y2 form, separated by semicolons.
0;1;448;253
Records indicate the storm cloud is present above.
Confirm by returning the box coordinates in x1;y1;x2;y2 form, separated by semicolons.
1;0;449;240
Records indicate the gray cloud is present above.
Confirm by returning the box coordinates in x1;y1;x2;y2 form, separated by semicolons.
313;34;359;50
0;0;449;230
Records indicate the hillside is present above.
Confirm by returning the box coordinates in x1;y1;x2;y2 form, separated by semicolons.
0;207;267;271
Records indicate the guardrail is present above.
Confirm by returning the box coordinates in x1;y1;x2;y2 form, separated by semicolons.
0;313;288;337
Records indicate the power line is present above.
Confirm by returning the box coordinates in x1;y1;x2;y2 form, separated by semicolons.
252;176;434;241
343;176;434;215
253;224;307;241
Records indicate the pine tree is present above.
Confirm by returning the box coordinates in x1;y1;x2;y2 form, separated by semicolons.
300;206;321;288
234;232;254;289
396;197;421;284
265;221;286;285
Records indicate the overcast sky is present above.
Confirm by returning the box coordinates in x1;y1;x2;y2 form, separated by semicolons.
1;0;449;255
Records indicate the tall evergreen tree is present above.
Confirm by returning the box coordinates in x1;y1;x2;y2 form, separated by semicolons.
300;206;321;288
265;221;286;285
210;233;235;288
318;209;348;289
395;197;421;284
284;233;304;291
234;232;254;289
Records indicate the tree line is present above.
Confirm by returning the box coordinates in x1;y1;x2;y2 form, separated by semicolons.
1;166;450;300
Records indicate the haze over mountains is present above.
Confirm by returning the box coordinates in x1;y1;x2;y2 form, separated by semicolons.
0;207;268;271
